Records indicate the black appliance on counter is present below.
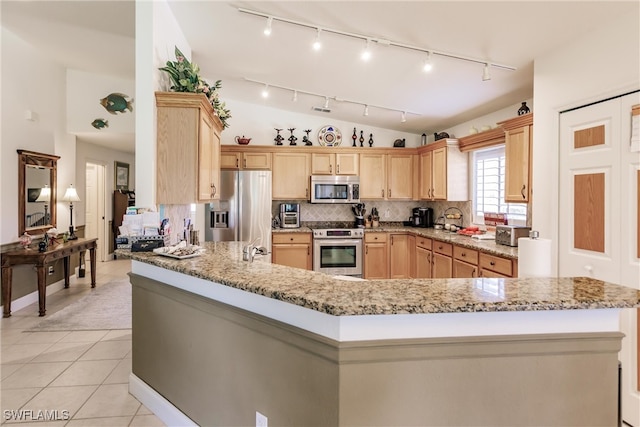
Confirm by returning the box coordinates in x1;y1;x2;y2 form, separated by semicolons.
412;207;434;228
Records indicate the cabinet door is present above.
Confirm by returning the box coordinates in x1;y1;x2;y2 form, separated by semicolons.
479;268;510;278
420;151;433;200
408;235;416;278
210;124;221;200
415;246;432;278
431;147;447;200
387;154;414;199
220;152;241;170
197;111;218;201
272;153;310;199
336;153;359;175
504;125;531;202
243;152;271;170
364;243;388;279
453;259;478;278
389;233;409;279
311;153;334;175
432;252;452;278
360;154;386;199
272;244;311;270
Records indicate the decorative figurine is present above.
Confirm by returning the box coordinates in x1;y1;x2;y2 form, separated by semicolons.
352;127;357;147
274;128;284;145
393;138;406;147
38;240;48;253
302;129;312;146
19;232;32;249
517;101;530;116
359;130;365;147
368;133;374;147
288;128;297;146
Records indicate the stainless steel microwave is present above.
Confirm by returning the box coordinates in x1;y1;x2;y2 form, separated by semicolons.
310;175;360;204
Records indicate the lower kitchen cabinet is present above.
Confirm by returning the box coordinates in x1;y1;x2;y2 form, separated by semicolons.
272;233;312;270
389;233;410;279
432;241;453;278
408;235;416;278
414;236;432;279
479;252;516;278
364;233;388;279
452;246;479;278
452;259;478;278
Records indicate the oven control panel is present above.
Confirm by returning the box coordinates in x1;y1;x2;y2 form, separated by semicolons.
313;229;364;239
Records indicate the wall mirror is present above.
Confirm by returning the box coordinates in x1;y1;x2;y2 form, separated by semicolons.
18;149;60;236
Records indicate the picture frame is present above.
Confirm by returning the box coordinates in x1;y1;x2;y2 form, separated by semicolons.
115;161;129;191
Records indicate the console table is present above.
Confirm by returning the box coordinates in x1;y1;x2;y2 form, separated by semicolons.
1;238;97;317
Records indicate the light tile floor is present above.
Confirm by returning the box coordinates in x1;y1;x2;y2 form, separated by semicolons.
1;259;166;426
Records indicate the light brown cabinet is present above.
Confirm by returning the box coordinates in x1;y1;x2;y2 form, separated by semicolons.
415;237;432;279
272;153;311;200
272;233;312;270
452;245;479;278
418;139;468;201
499;114;533;203
432;241;453;278
360;153;414;200
364;233;388;279
221;150;271;170
311;152;358;175
479;252;515;278
156;92;221;204
389;233;410;279
408;235;416;278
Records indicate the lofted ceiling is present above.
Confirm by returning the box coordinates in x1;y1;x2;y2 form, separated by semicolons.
2;1;637;152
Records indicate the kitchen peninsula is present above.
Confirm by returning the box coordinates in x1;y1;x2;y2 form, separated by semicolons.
120;242;639;426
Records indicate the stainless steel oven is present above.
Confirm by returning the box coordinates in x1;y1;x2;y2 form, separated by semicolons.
312;228;364;277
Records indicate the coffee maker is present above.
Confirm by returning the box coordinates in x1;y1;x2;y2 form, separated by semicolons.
411;208;423;227
419;207;434;228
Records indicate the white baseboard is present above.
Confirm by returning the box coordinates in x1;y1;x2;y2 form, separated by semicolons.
6;279;67;314
129;373;197;427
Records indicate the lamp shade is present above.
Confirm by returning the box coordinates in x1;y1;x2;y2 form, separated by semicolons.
35;185;51;202
63;185;80;202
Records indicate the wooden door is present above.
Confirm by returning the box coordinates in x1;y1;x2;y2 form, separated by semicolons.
431;147;447;200
197;110;215;201
408;235;416;278
504;125;531;202
420;151;433;200
415;246;432;278
360;153;386;199
272;244;311;270
364;243;388;279
389;233;409;279
221;152;241;169
336;153;359;175
311;153;334;175
272;153;310;199
387;154;413;199
453;259;478;278
243;152;271;170
432;252;452;278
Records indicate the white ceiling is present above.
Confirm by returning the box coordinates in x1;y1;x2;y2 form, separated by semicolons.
2;1;637;151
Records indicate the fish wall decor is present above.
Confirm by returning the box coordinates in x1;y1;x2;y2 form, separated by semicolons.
100;93;133;115
91;118;108;129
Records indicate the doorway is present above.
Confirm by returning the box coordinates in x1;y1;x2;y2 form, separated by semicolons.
85;161;107;262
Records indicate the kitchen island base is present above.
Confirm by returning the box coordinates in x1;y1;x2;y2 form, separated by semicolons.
130;271;622;426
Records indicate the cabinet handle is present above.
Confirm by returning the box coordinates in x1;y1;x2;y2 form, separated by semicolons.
381;189;384;197
306;188;309;198
337;164;340;174
472;268;476;278
236;158;239;168
388;189;391;198
211;183;217;198
391;236;394;245
521;184;526;199
366;246;368;255
438;245;443;250
330;164;332;174
290;237;294;241
307;247;310;255
461;252;466;257
490;261;495;266
243;158;247;168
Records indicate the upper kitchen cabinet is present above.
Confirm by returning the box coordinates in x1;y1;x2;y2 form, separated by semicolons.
360;151;414;200
220;146;272;170
418;139;468;201
311;152;359;175
272;152;311;200
156;92;221;204
498;114;533;203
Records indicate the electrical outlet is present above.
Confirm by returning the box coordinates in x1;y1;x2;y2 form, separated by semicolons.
256;411;268;427
48;266;54;275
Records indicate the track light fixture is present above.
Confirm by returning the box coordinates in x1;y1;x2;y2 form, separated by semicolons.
401;111;407;123
482;63;491;81
262;84;269;98
244;77;420;119
263;16;273;36
423;51;433;72
312;28;322;51
361;38;372;61
239;8;516;74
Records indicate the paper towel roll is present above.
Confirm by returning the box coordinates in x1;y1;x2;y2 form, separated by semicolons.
518;237;552;278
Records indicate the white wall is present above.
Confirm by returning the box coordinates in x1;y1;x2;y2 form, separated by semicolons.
533;10;639;275
0;27;69;243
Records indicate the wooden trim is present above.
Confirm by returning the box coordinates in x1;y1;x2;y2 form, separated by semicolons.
574;173;605;253
637;169;640;259
632;104;640;116
155;91;223;130
416;138;459;154
497;113;533;131
637;307;640;392
222;143;420;156
458;128;505;152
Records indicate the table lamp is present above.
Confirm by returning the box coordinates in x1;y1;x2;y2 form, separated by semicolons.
63;184;81;240
35;185;51;225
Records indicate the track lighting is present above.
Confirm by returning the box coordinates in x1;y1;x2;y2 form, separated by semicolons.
323;97;330;109
482;63;491;81
263;16;273;36
292;90;298;102
423;51;433;72
363;105;369;116
262;84;269;98
312;28;322;51
401;111;407;123
361;38;372;61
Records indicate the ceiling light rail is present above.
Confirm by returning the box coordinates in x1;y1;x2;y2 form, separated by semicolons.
238;7;517;72
244;77;420;121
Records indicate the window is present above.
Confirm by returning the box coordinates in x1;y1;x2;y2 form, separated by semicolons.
473;146;527;225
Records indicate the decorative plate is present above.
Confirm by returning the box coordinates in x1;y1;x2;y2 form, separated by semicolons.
317;126;342;147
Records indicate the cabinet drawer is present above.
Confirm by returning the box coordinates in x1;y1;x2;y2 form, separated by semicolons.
365;233;387;243
415;236;432;250
433;241;452;256
453;246;479;265
272;233;311;244
479;253;513;277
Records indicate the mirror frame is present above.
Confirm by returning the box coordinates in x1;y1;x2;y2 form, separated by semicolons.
18;149;60;236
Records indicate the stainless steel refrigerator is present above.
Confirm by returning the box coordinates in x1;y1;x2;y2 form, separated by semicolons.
204;170;272;259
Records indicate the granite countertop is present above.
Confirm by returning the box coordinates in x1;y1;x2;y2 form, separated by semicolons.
117;241;639;316
272;224;518;259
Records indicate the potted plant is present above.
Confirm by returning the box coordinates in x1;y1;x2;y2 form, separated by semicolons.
159;46;231;129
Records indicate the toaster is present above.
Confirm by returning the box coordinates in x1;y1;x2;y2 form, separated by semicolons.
495;225;531;246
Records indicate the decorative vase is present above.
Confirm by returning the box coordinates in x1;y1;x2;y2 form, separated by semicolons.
19;232;32;249
368;133;374;147
352;127;357;147
517;102;530;116
359;130;364;147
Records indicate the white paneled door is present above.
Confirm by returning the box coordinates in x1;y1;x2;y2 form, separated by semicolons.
85;162;107;262
559;91;640;427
